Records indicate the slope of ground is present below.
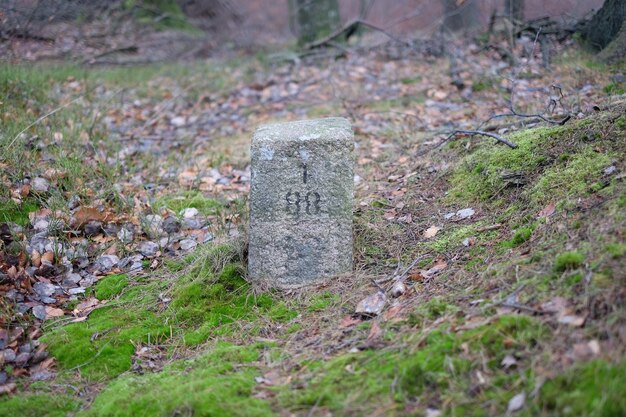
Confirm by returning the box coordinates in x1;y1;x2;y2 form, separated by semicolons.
0;38;625;416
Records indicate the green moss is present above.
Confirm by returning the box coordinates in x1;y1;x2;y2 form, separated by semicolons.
95;274;129;300
503;226;534;248
603;82;625;95
528;360;626;417
42;305;169;380
81;343;274;417
426;224;481;253
155;191;223;216
605;243;626;259
531;147;611;204
472;77;494;92
554;251;585;272
447;112;623;211
307;291;340;312
0;394;79;417
277;315;545;415
166;245;295;346
0;199;39;226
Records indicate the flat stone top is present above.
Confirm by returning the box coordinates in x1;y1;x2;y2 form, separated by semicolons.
254;117;352;144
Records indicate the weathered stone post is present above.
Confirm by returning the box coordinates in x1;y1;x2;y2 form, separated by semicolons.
249;118;354;288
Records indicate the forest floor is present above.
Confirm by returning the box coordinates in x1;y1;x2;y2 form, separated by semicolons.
1;34;625;417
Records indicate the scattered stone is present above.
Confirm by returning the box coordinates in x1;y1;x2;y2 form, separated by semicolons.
2;349;16;363
103;223;120;236
445;208;475;220
143;215;164;239
84;221;103;236
62;273;82;287
248;118;354;288
137;241;159;257
68;288;86;295
456;208;475;219
32;305;46;321
390;281;407;298
180;208;199;218
183;218;203;229
32;218;50;231
507;392;526;413
74;256;90;270
117;227;134;244
31;177;50;193
67;195;81;210
15;352;31;365
179;239;197;251
163;216;181;234
94;255;119;273
604;165;616;175
171;116;186;127
31;371;54;381
355;290;386;317
33;282;55;298
79;274;97;288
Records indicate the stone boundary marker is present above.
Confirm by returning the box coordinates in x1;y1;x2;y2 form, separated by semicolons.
248;117;354;288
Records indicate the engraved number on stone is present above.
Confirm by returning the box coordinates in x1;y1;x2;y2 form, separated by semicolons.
305;191;320;215
286;191;320;215
301;163;308;184
286;191;301;215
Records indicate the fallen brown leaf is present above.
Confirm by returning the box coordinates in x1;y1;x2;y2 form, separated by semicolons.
423;225;441;239
340;315;362;328
538;202;556;219
367;321;382;341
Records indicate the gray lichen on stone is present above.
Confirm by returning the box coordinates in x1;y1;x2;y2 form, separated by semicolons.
248;117;354;288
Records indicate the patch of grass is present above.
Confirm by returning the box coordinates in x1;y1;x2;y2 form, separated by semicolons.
155;191;223;216
42;300;169;380
447;111;624;210
42;243;294;377
554;251;585;272
0;199;39;226
502;225;534;248
605;243;626;259
125;0;200;33
472;77;494;92
81;343;274;417
528;360;626;417
170;244;296;346
95;274;129;300
307;291;340;312
531;147;611;205
0;393;79;417
277;315;545;415
425;223;483;253
603;82;625;95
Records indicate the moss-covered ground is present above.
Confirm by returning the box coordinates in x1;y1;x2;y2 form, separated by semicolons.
1;47;625;417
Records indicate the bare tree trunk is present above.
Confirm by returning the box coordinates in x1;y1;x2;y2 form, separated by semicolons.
579;0;626;50
289;0;341;45
504;0;524;22
442;0;480;32
598;19;626;63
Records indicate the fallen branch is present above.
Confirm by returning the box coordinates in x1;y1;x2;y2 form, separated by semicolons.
445;130;518;149
304;18;409;50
